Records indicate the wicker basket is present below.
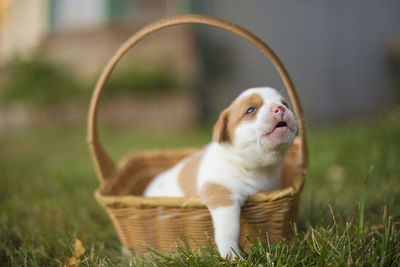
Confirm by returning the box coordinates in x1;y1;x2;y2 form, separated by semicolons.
87;14;308;254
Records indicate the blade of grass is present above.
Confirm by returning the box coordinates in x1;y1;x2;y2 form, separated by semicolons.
379;215;392;267
358;165;374;240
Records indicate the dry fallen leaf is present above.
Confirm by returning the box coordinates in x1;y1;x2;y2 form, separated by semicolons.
65;239;86;267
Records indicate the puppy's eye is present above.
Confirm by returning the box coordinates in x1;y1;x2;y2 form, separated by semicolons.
245;107;256;115
282;100;289;108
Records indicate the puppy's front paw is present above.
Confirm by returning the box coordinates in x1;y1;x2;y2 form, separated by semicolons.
219;246;242;260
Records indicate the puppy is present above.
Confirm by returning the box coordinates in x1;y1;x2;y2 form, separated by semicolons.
144;87;297;259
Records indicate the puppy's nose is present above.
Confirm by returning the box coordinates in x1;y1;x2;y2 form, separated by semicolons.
271;105;285;115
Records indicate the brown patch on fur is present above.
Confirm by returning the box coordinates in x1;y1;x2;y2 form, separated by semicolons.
212;109;230;143
200;182;234;209
213;93;264;143
178;150;204;196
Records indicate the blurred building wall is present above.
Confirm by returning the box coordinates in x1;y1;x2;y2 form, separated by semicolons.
205;0;400;125
0;0;185;65
50;0;105;30
0;0;47;62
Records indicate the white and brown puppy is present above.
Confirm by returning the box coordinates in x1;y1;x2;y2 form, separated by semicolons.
144;87;297;258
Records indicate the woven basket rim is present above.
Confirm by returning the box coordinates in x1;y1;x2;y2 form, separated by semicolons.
95;137;306;208
95;173;305;208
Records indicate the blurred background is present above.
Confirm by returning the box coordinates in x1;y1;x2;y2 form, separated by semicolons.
1;0;399;129
1;1;400;264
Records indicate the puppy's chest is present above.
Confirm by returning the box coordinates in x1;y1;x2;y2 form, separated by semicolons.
240;168;281;193
177;146;281;197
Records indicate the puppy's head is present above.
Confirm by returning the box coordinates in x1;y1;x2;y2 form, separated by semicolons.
213;87;297;167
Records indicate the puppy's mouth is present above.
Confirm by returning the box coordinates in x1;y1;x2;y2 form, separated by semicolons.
275;121;287;128
265;121;290;136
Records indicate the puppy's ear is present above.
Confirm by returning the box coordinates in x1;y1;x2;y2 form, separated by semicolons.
212;109;230;143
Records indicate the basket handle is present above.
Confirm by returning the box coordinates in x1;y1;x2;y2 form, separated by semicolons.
87;14;308;184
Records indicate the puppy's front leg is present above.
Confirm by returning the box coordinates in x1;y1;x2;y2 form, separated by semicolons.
200;182;243;259
209;203;241;259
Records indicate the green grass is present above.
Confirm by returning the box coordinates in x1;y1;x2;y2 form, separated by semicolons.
0;110;400;266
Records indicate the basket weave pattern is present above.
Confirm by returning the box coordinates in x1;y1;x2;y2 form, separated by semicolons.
88;15;308;254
